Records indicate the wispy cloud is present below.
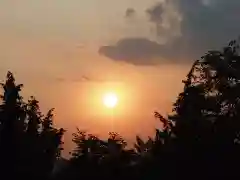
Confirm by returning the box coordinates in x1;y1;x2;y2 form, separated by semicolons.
55;75;114;83
125;8;136;18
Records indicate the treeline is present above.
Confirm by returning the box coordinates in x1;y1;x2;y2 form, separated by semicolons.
0;40;240;180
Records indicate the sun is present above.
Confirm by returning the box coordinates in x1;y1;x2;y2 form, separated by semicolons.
103;92;118;108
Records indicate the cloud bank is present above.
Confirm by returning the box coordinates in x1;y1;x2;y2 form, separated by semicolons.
99;0;240;65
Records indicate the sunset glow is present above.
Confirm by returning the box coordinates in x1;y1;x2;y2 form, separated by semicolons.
103;92;118;108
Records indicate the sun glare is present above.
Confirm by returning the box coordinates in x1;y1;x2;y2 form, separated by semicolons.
103;92;118;108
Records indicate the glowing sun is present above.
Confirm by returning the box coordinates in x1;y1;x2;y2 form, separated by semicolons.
103;92;118;108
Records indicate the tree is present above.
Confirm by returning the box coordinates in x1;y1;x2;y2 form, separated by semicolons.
49;38;240;180
136;39;240;179
40;108;65;179
0;72;24;178
0;72;65;180
165;40;240;178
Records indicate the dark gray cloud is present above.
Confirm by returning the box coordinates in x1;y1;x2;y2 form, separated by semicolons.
99;0;240;66
99;38;161;65
145;2;166;37
146;3;164;23
145;1;182;40
175;0;240;51
99;38;190;65
125;8;136;18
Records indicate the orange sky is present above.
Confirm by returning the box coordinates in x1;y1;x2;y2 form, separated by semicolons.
0;0;194;157
0;38;190;156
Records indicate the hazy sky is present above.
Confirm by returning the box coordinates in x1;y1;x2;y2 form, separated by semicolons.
0;0;240;156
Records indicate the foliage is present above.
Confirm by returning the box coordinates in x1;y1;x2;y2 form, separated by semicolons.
2;38;240;180
0;72;65;180
55;39;240;179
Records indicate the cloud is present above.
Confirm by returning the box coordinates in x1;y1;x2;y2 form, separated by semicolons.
146;2;164;24
55;75;111;83
99;38;190;65
125;8;136;18
175;0;240;50
99;38;161;65
145;1;182;42
99;0;240;66
55;76;91;83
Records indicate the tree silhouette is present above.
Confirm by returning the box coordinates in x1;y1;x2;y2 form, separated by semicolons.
0;72;65;180
29;38;240;180
165;39;240;178
0;72;24;179
131;39;240;179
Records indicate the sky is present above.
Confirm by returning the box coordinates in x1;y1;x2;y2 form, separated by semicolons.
0;0;240;157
